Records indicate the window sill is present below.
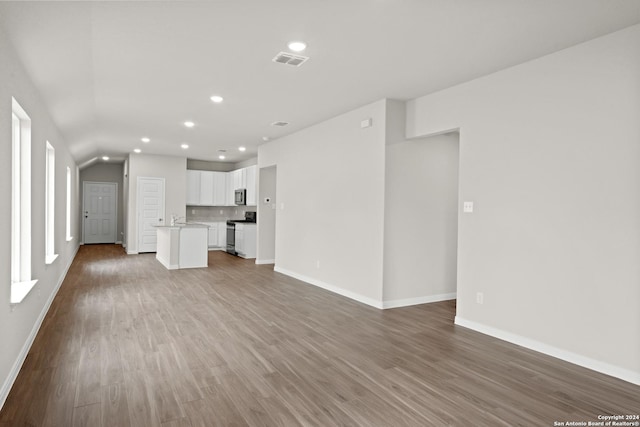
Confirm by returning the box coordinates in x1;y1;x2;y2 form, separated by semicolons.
45;254;59;265
11;279;38;304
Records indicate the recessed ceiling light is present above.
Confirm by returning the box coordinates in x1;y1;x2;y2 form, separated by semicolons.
287;41;307;52
210;95;224;103
134;148;141;153
219;155;226;160
184;121;195;128
102;156;109;161
141;137;150;143
181;143;189;149
238;146;246;152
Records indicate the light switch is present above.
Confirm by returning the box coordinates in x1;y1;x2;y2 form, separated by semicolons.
463;201;474;213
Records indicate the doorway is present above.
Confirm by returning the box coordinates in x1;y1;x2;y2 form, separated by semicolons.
83;181;117;244
137;177;165;253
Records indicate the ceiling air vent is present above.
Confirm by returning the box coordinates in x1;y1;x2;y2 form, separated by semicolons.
271;121;289;127
272;52;309;67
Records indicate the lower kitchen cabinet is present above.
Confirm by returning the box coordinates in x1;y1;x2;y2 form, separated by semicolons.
235;223;256;258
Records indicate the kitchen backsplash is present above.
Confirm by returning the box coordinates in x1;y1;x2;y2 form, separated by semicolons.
186;206;255;222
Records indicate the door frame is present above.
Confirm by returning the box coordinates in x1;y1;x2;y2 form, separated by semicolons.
136;176;166;253
82;181;118;244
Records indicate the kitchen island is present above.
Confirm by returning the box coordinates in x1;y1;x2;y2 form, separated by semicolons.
155;223;208;269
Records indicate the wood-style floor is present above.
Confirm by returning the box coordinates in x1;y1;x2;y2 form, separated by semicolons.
1;245;638;426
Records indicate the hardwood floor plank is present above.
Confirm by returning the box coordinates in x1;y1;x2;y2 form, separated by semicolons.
1;244;638;427
101;383;131;427
72;402;102;427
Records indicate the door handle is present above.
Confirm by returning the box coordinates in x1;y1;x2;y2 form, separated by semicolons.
158;218;163;221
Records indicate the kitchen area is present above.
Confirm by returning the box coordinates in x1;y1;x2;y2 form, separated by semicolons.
155;162;260;270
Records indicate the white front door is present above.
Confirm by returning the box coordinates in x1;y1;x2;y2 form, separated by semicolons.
83;182;117;244
137;177;165;253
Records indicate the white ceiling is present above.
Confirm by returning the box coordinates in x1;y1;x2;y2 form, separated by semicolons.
1;0;639;167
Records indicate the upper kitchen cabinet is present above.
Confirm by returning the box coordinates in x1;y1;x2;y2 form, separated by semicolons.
188;165;256;206
200;171;215;205
212;172;227;206
186;170;228;206
186;170;201;205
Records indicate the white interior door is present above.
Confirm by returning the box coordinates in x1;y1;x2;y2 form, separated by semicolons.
137;177;165;253
83;182;117;244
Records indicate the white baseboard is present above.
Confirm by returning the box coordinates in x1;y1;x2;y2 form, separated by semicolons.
0;244;80;410
156;257;179;270
382;292;456;309
126;250;139;255
274;266;383;309
115;240;122;245
255;259;275;265
455;316;640;386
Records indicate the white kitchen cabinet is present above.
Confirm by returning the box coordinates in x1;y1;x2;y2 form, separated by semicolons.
212;172;227;206
235;223;256;258
226;171;236;205
200;171;215;205
186;170;201;205
245;165;257;206
218;221;227;247
233;168;246;190
207;223;218;248
236;226;244;254
187;169;230;206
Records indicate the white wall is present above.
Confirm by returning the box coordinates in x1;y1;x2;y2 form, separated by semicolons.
259;100;387;306
126;153;186;254
383;133;459;307
0;24;80;407
406;24;640;383
79;162;125;243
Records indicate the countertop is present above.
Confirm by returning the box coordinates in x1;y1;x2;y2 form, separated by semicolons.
154;223;209;229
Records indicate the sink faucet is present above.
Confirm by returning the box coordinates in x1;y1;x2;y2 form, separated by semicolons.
170;214;185;226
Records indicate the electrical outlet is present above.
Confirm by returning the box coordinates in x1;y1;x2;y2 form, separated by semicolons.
463;201;474;213
476;292;484;304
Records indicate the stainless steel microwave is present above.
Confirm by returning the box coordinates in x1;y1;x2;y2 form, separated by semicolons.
234;189;246;205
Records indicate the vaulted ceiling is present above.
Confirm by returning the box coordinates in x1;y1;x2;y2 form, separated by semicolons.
1;0;639;167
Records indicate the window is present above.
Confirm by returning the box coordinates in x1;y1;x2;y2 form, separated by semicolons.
11;98;37;304
45;141;57;264
66;166;73;241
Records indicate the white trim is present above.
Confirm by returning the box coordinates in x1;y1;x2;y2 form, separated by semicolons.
44;254;59;265
156;254;179;270
115;240;122;244
274;266;383;309
382;292;456;309
1;244;79;410
10;280;38;304
255;259;275;265
126;250;139;255
454;316;640;386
